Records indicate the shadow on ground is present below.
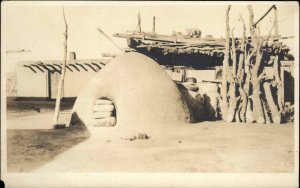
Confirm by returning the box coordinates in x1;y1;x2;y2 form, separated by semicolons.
7;127;89;172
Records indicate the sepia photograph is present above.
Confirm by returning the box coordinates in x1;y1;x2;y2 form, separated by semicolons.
1;1;299;187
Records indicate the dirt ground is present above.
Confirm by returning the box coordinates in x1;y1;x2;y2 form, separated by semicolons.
6;110;294;173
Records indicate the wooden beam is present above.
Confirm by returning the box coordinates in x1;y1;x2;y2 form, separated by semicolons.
253;5;276;28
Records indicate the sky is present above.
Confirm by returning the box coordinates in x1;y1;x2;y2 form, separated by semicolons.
2;1;298;73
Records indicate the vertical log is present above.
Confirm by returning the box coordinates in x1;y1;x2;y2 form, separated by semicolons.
248;5;258;46
231;29;237;76
246;100;255;123
237;53;246;123
137;12;141;33
236;15;248;122
226;81;238;122
263;82;281;123
238;87;247;122
226;29;239;122
221;5;231;121
262;99;272;124
247;5;265;123
153;16;156;34
251;51;265;123
244;50;256;123
280;67;285;106
238;15;251;123
53;8;68;126
235;106;242;122
273;55;283;111
237;14;246;84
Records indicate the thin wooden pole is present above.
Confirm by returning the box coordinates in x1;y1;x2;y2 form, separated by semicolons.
53;7;68;126
221;5;231;121
97;28;123;52
137;12;141;33
248;5;265;123
253;5;276;28
153;16;156;34
273;5;279;36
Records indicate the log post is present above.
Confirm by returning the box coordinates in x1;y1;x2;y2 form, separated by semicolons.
226;28;239;122
246;100;255;123
237;14;246;83
231;29;237;76
262;99;272;124
221;5;231;121
153;16;156;34
273;55;283;111
263;82;281;123
247;5;265;123
238;87;247;122
236;15;248;122
250;53;266;123
53;8;68;126
137;12;141;33
273;5;279;36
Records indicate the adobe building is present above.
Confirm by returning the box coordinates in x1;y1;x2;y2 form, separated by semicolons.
16;52;111;99
15;51;294;108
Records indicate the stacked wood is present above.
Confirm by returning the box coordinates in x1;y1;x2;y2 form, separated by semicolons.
218;4;285;124
91;99;116;127
110;5;290;124
114;27;291;57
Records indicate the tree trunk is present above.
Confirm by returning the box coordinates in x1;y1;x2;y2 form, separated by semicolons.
251;78;265;123
251;50;265;124
226;82;238;122
263;82;281;123
272;55;283;112
238;87;247;122
53;8;68;126
226;28;239;122
246;100;255;123
137;12;141;33
221;5;231;121
236;53;246;122
247;5;265;124
262;99;272;124
273;6;279;36
251;51;265;124
236;15;249;123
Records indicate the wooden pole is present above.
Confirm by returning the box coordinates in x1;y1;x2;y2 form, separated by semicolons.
153;16;156;34
97;28;123;52
237;15;248;122
237;15;246;82
53;7;68;126
273;5;279;36
262;99;272;124
253;5;276;28
263;82;281;123
221;5;231;121
226;28;239;122
272;55;283;111
137;12;141;33
231;29;237;76
248;5;265;123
